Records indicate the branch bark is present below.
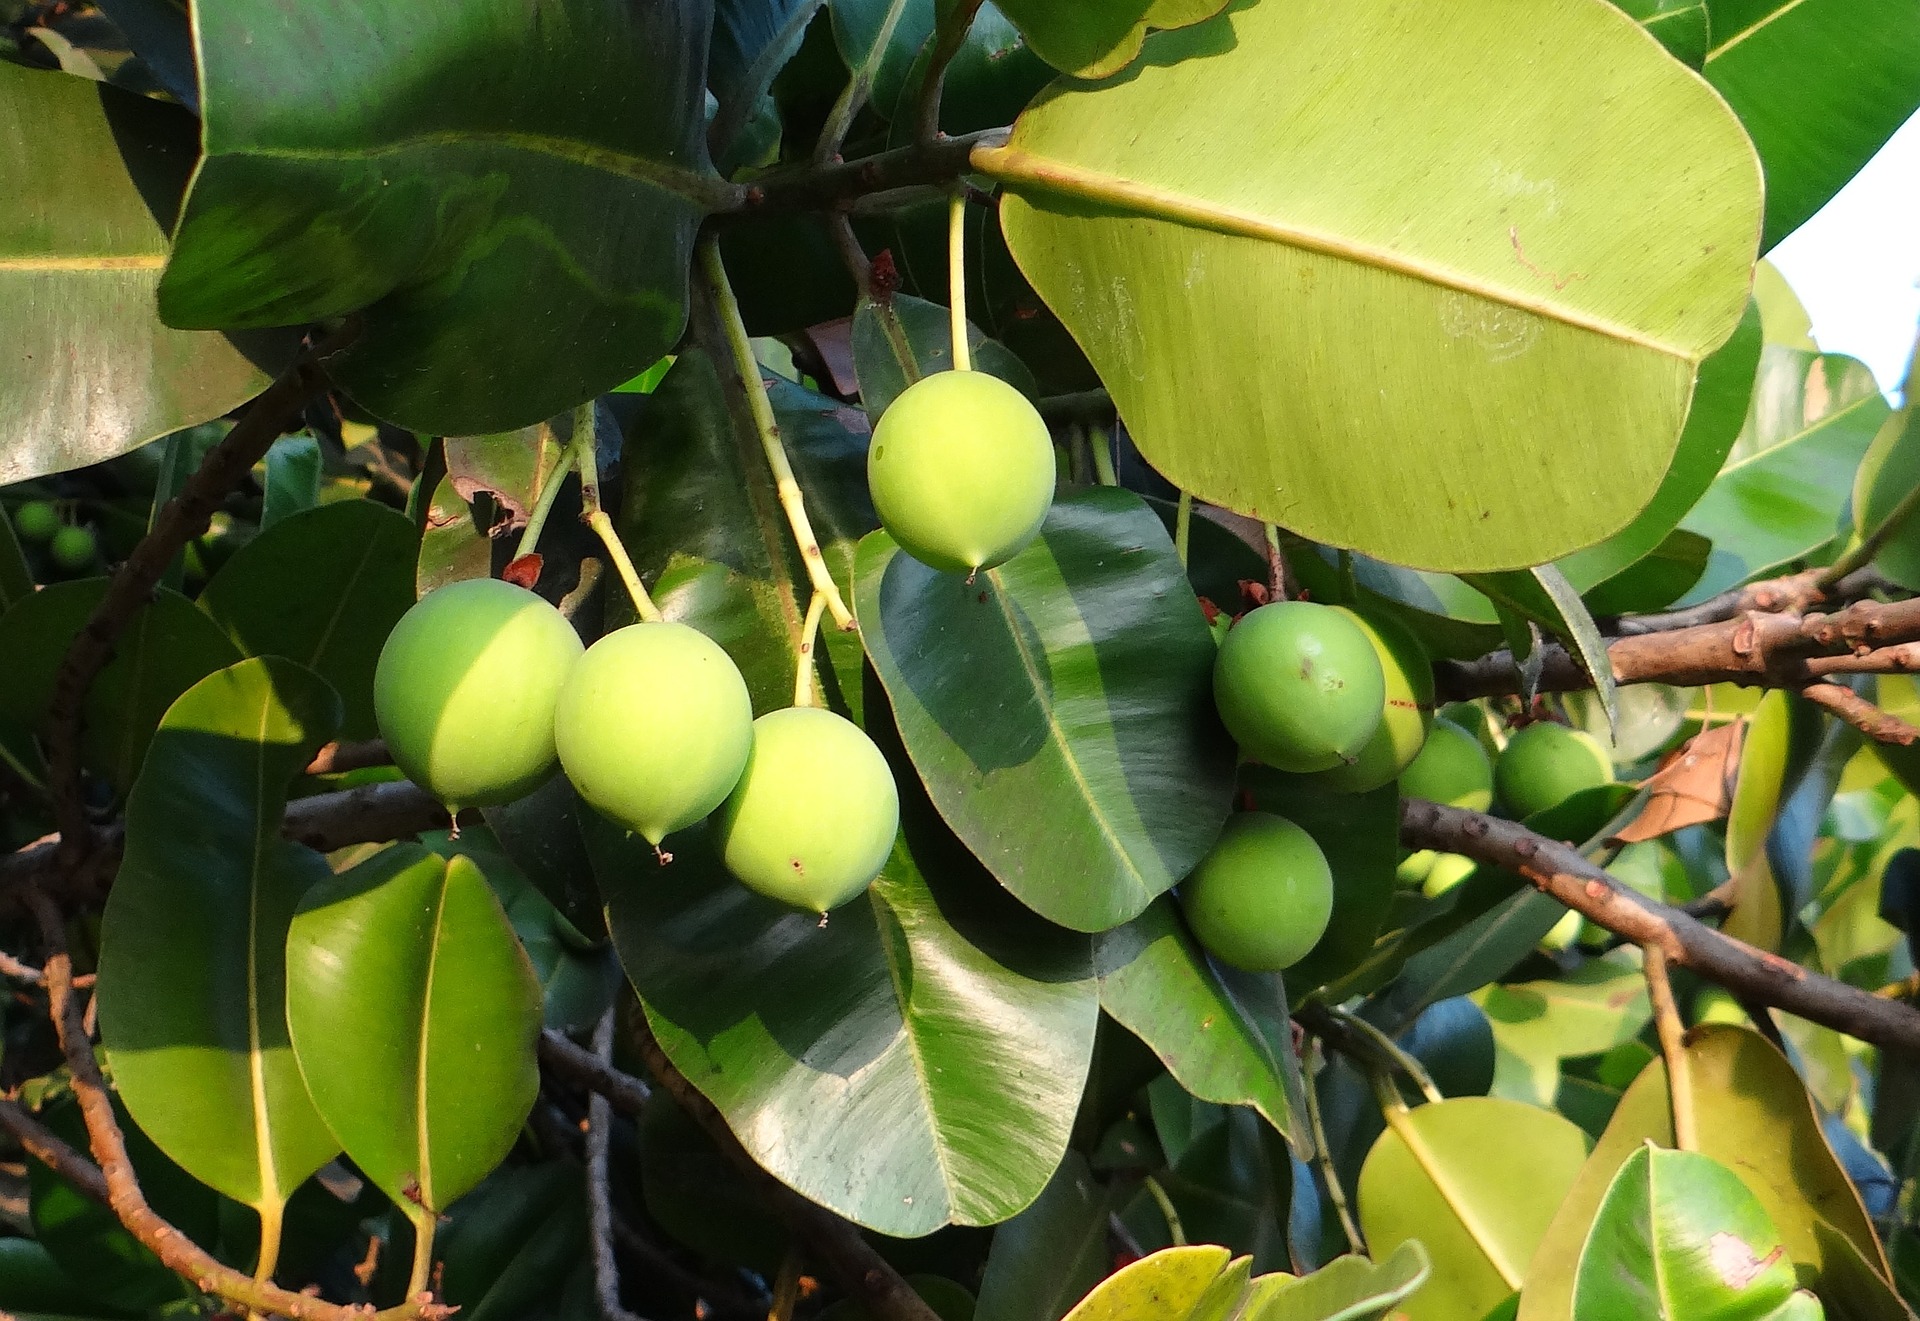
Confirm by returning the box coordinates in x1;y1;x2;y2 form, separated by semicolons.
0;1096;109;1206
1398;798;1920;1053
716;128;1008;223
544;1021;942;1321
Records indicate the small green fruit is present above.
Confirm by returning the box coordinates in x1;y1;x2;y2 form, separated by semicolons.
1213;601;1385;772
1312;607;1433;793
13;500;58;544
49;524;96;572
715;707;900;912
868;370;1055;575
1495;721;1613;820
1398;720;1494;811
1179;812;1334;972
554;622;754;846
1420;852;1477;899
374;578;584;811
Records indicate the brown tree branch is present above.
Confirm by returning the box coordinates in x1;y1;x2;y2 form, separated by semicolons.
717;128;1008;223
0;1096;109;1206
46;325;357;867
544;1021;941;1321
1399;799;1920;1053
911;0;987;143
1609;567;1889;637
585;1012;648;1321
304;740;393;777
1800;683;1920;745
25;887;446;1320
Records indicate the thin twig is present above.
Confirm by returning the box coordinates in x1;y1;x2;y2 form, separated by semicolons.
698;238;856;631
540;1029;652;1113
0;1097;108;1206
793;592;829;709
588;1011;649;1321
46;323;358;865
303;740;392;777
1300;1044;1363;1255
1645;947;1696;1151
1139;1175;1186;1248
1398;799;1920;1053
912;0;986;143
1324;1006;1442;1105
1801;682;1920;744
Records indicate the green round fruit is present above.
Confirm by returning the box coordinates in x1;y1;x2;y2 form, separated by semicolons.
49;524;96;571
1179;812;1334;972
1421;852;1478;899
13;500;58;544
867;370;1055;575
1213;601;1386;772
374;578;584;811
1495;721;1613;820
554;622;754;846
715;706;900;912
1312;607;1433;793
1398;720;1494;811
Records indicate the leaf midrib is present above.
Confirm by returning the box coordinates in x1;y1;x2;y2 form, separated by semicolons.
1706;0;1811;60
1387;1106;1527;1290
414;866;452;1213
246;690;281;1213
212;128;730;209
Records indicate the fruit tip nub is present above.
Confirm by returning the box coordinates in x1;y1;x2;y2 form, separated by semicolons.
653;844;674;866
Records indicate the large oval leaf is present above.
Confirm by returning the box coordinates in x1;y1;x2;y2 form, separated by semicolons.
1702;0;1920;249
993;0;1228;80
1358;1097;1592;1321
1724;693;1792;952
0;62;288;484
97;658;342;1227
1850;404;1920;591
856;487;1235;933
286;843;542;1215
984;0;1761;572
199;500;419;740
1573;1146;1816;1321
158;0;722;434
602;724;1099;1237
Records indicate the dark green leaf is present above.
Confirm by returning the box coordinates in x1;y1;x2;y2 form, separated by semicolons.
98;657;342;1223
830;0;937;122
0;63;290;484
976;1152;1112;1321
260;435;323;530
851;293;1037;422
286;843;543;1215
198;500;419;739
638;1087;792;1275
159;0;723;434
857;487;1236;933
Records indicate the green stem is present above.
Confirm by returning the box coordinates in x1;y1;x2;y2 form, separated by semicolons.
512;427;580;561
793;591;828;709
813;0;914;164
1302;1045;1364;1255
1331;1005;1443;1105
699;237;857;631
1089;424;1118;487
405;1205;437;1301
948;191;972;373
574;404;663;623
1175;490;1192;567
1264;523;1288;601
246;1201;285;1320
1140;1175;1186;1248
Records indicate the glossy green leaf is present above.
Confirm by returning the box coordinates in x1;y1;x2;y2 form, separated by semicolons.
831;0;937;121
0;579;243;794
1754;260;1818;350
1573;1146;1816;1321
1702;0;1920;249
1058;1246;1245;1321
992;0;1228;80
976;1152;1114;1321
857;487;1235;932
1580;529;1713;616
622;348;871;717
603;716;1099;1235
1358;1097;1592;1321
1734;348;1883;464
1678;378;1890;604
260;435;323;530
1725;692;1791;952
1258;1241;1433;1321
97;657;342;1223
1478;953;1652;1109
1555;301;1763;593
1095;900;1296;1136
850;293;1037;421
988;0;1761;572
1613;0;1710;67
417;474;494;596
0;62;288;484
286;843;543;1215
199;500;419;740
1850;404;1920;591
159;0;723;434
432;1161;588;1319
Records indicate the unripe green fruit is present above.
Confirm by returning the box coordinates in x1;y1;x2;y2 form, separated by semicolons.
374;578;584;812
868;370;1055;575
1398;721;1494;811
553;622;753;846
715;707;900;913
1495;721;1613;820
1213;602;1385;772
1311;607;1433;793
49;524;96;571
1421;851;1477;898
14;500;58;544
1180;812;1334;972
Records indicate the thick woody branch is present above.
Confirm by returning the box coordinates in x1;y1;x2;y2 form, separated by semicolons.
1399;799;1920;1053
546;1019;941;1321
26;888;445;1320
46;327;355;865
715;128;1008;223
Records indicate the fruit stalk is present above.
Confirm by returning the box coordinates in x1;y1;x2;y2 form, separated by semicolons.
512;426;584;561
573;406;663;624
948;191;972;373
794;590;829;709
698;237;856;631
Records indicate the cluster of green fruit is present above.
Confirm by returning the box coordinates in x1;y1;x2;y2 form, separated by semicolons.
1181;598;1616;974
374;579;899;914
10;499;97;572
